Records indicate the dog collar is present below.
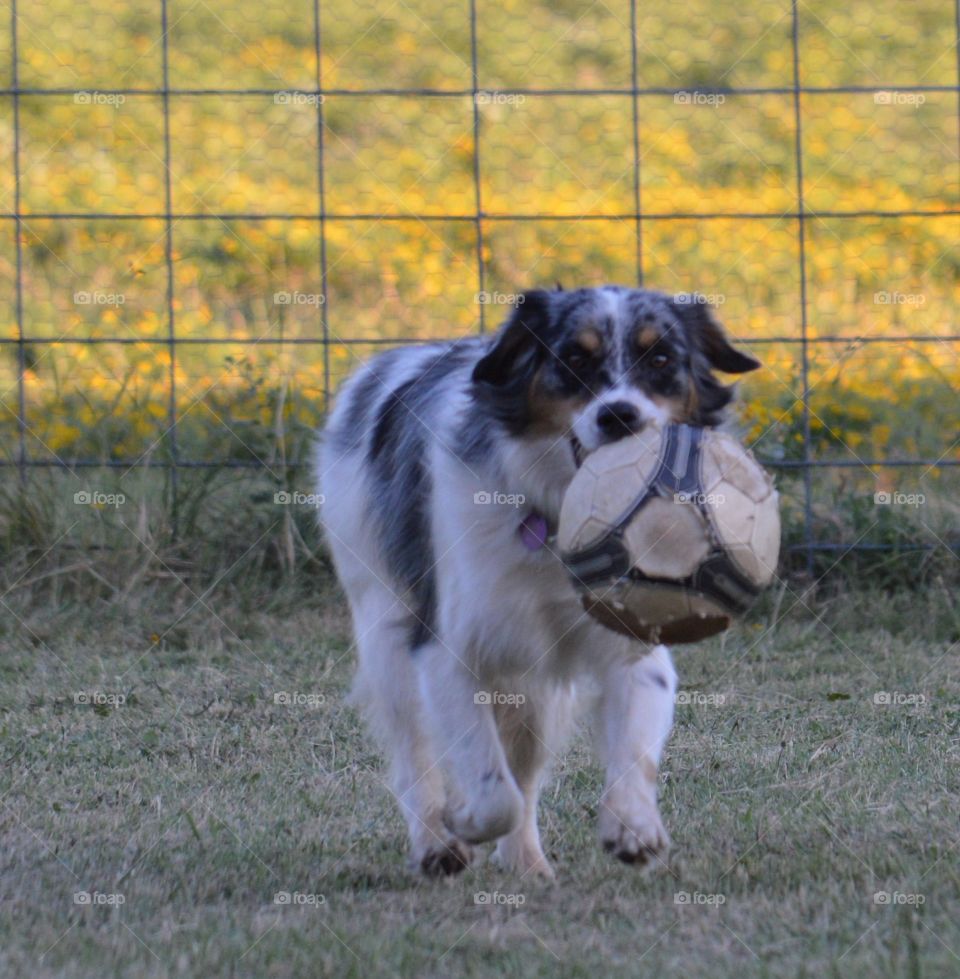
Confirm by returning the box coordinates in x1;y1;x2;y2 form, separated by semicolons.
518;512;551;551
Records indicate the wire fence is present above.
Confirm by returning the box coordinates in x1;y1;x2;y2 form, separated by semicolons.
2;0;959;567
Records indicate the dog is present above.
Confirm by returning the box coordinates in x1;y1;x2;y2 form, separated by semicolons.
317;285;759;878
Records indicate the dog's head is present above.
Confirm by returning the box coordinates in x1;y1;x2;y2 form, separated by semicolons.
471;286;760;455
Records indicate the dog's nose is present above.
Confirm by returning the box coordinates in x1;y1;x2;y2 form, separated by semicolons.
596;401;643;441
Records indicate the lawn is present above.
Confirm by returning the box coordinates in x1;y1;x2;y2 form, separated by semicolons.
1;0;958;974
2;571;958;978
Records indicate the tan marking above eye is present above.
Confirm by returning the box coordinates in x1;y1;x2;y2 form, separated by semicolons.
575;328;602;353
637;326;661;349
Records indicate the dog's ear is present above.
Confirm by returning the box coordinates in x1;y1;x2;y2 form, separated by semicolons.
671;296;760;374
472;290;553;387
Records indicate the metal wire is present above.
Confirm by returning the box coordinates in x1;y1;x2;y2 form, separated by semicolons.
790;0;814;573
629;0;643;286
312;0;331;416
9;0;25;483
468;0;488;334
3;3;958;559
2;84;959;96
160;0;179;533
2;210;957;220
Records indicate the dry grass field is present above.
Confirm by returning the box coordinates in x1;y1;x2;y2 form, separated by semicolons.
1;534;958;977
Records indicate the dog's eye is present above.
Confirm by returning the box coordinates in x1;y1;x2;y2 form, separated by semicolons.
649;352;671;370
564;349;592;372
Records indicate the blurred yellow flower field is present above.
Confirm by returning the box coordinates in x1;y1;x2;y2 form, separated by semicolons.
0;0;956;532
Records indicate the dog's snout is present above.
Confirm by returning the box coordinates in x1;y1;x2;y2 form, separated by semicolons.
596;401;643;441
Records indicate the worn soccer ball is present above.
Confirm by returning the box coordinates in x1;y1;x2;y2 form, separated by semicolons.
558;423;780;644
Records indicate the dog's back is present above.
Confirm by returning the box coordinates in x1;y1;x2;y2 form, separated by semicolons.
320;340;482;647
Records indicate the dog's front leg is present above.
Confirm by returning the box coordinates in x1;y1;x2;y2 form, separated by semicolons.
416;643;523;845
594;644;677;867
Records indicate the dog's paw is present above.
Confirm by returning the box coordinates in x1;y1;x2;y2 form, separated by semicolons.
598;796;670;868
492;838;556;881
417;839;473;877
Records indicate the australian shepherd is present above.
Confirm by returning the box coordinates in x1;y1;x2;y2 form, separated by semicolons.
317;286;759;878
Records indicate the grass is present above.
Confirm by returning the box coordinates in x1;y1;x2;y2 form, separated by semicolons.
2;560;959;977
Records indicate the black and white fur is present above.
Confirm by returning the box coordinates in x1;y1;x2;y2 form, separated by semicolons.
318;286;759;878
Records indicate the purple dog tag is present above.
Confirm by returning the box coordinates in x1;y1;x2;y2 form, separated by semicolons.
518;512;549;551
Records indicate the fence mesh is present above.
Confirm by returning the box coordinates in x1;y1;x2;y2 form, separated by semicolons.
1;0;958;565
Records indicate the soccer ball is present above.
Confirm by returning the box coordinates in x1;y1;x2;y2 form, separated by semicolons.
558;423;780;644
